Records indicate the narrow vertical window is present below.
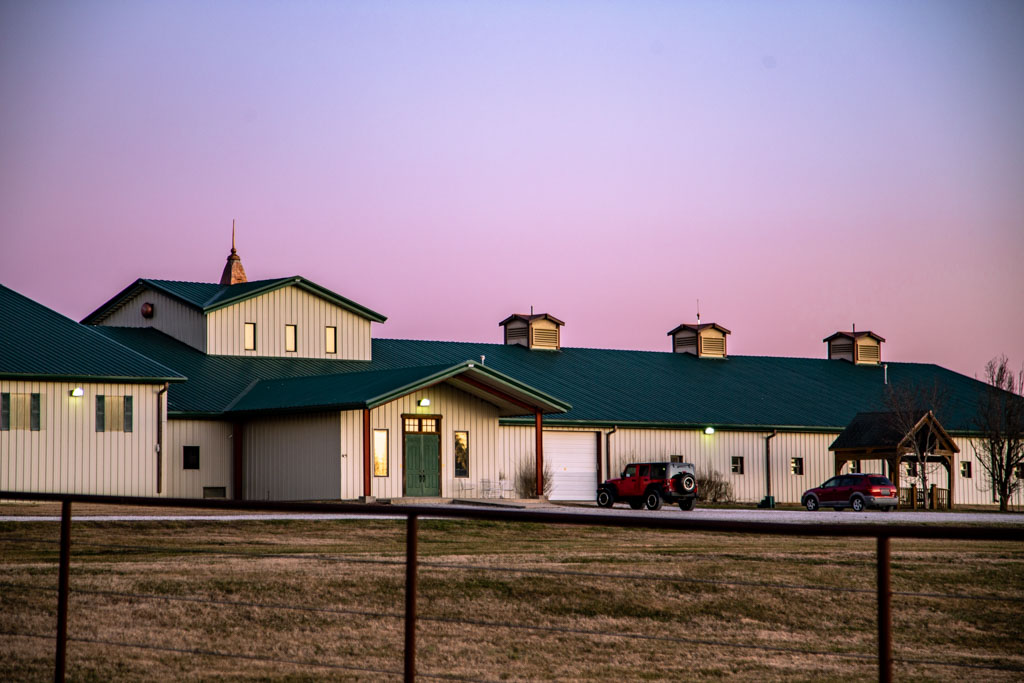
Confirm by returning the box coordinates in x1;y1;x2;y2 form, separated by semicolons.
960;461;972;479
244;322;256;351
30;393;40;431
183;446;200;470
0;393;9;431
123;395;133;433
849;460;860;474
373;429;389;476
790;457;804;476
325;326;337;354
454;431;469;478
285;324;297;352
96;395;106;432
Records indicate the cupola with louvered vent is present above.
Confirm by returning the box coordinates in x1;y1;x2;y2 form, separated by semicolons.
499;313;564;351
667;323;730;358
824;330;884;364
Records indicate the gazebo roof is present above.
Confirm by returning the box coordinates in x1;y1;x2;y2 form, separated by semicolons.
830;410;960;456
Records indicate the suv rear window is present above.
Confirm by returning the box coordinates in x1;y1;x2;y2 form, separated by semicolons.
650;464;667;479
869;476;894;486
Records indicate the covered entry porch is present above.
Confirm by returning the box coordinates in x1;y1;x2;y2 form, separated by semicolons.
830;410;960;510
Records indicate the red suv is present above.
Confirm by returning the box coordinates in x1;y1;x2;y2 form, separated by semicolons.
801;474;898;512
597;462;698;511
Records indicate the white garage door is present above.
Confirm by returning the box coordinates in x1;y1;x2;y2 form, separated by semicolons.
544;431;598;501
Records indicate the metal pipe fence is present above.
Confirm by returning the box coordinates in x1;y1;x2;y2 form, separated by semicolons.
2;490;1023;683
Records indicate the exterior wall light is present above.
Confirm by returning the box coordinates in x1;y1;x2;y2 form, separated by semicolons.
418;398;431;407
704;427;715;435
70;387;85;397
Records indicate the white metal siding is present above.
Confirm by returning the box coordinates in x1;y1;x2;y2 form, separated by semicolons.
206;285;372;360
543;431;598;501
98;288;207;351
165;419;233;498
1;380;161;496
244;413;341;500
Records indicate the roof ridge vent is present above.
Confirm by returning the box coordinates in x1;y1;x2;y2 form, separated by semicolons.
499;312;564;351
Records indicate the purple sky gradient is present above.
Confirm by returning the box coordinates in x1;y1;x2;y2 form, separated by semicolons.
1;1;1022;378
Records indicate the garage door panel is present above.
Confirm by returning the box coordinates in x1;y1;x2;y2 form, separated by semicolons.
544;431;597;501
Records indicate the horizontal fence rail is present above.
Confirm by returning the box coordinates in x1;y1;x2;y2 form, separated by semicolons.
2;490;1023;683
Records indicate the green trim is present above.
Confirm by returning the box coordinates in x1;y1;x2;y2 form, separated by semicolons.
204;277;387;323
0;373;183;384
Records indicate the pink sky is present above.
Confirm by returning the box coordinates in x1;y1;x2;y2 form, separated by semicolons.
1;1;1022;378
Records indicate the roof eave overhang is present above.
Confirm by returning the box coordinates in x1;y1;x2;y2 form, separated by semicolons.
366;361;570;415
81;279;204;324
0;372;185;384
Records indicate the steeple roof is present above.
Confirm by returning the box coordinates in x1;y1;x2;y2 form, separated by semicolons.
219;221;248;286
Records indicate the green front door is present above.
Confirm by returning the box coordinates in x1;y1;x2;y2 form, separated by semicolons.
405;433;441;497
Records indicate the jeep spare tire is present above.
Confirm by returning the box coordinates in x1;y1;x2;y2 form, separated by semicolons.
676;473;696;493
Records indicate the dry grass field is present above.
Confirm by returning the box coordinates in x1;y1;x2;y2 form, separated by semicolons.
1;512;1023;682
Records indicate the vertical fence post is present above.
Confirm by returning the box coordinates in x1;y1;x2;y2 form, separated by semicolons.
404;514;419;683
55;499;72;682
877;535;892;683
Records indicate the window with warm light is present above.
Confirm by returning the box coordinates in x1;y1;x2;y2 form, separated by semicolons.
790;457;804;476
285;324;297;352
325;326;337;354
454;431;469;478
373;429;389;476
244;322;256;351
960;461;972;479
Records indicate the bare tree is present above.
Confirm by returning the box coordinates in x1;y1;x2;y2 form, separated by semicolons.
972;356;1024;512
884;380;947;499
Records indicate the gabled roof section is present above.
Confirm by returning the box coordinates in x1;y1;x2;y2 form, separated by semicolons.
82;276;386;324
0;285;185;383
498;313;565;326
830;411;960;454
225;361;571;416
667;323;731;336
824;331;885;343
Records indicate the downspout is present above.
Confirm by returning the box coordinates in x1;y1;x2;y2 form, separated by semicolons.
156;383;168;495
760;430;777;509
605;426;618;480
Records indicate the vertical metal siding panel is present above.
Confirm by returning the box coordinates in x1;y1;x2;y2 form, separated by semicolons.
243;413;340;500
206;285;372;360
0;381;158;496
99;289;206;351
164;420;233;498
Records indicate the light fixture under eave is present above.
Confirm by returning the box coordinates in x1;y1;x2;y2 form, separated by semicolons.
704;426;715;435
70;387;84;397
418;398;431;407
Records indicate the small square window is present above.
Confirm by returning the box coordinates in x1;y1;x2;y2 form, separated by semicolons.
731;456;744;474
960;461;972;479
183;446;200;470
907;462;918;478
244;322;256;351
325;326;337;354
285;324;297;352
848;460;861;474
203;486;226;498
790;457;804;476
404;418;419;433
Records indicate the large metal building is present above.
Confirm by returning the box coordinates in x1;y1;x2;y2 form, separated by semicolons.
2;244;1017;508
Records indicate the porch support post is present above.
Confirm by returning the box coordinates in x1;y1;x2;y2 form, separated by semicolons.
947;455;954;510
363;408;371;498
535;410;544;497
232;423;244;500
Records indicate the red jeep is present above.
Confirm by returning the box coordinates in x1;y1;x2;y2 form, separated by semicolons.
597;462;698;511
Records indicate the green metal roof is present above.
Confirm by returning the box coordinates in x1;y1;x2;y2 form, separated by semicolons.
82;277;386;324
0;285;185;383
93;327;989;432
226;362;571;416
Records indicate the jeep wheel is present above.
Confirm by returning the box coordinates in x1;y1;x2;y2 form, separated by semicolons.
644;489;663;511
674;472;697;494
678;498;695;511
628;499;644;510
804;496;819;511
851;496;865;512
596;488;615;508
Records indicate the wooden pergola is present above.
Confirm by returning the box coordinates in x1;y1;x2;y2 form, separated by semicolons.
830;411;960;509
